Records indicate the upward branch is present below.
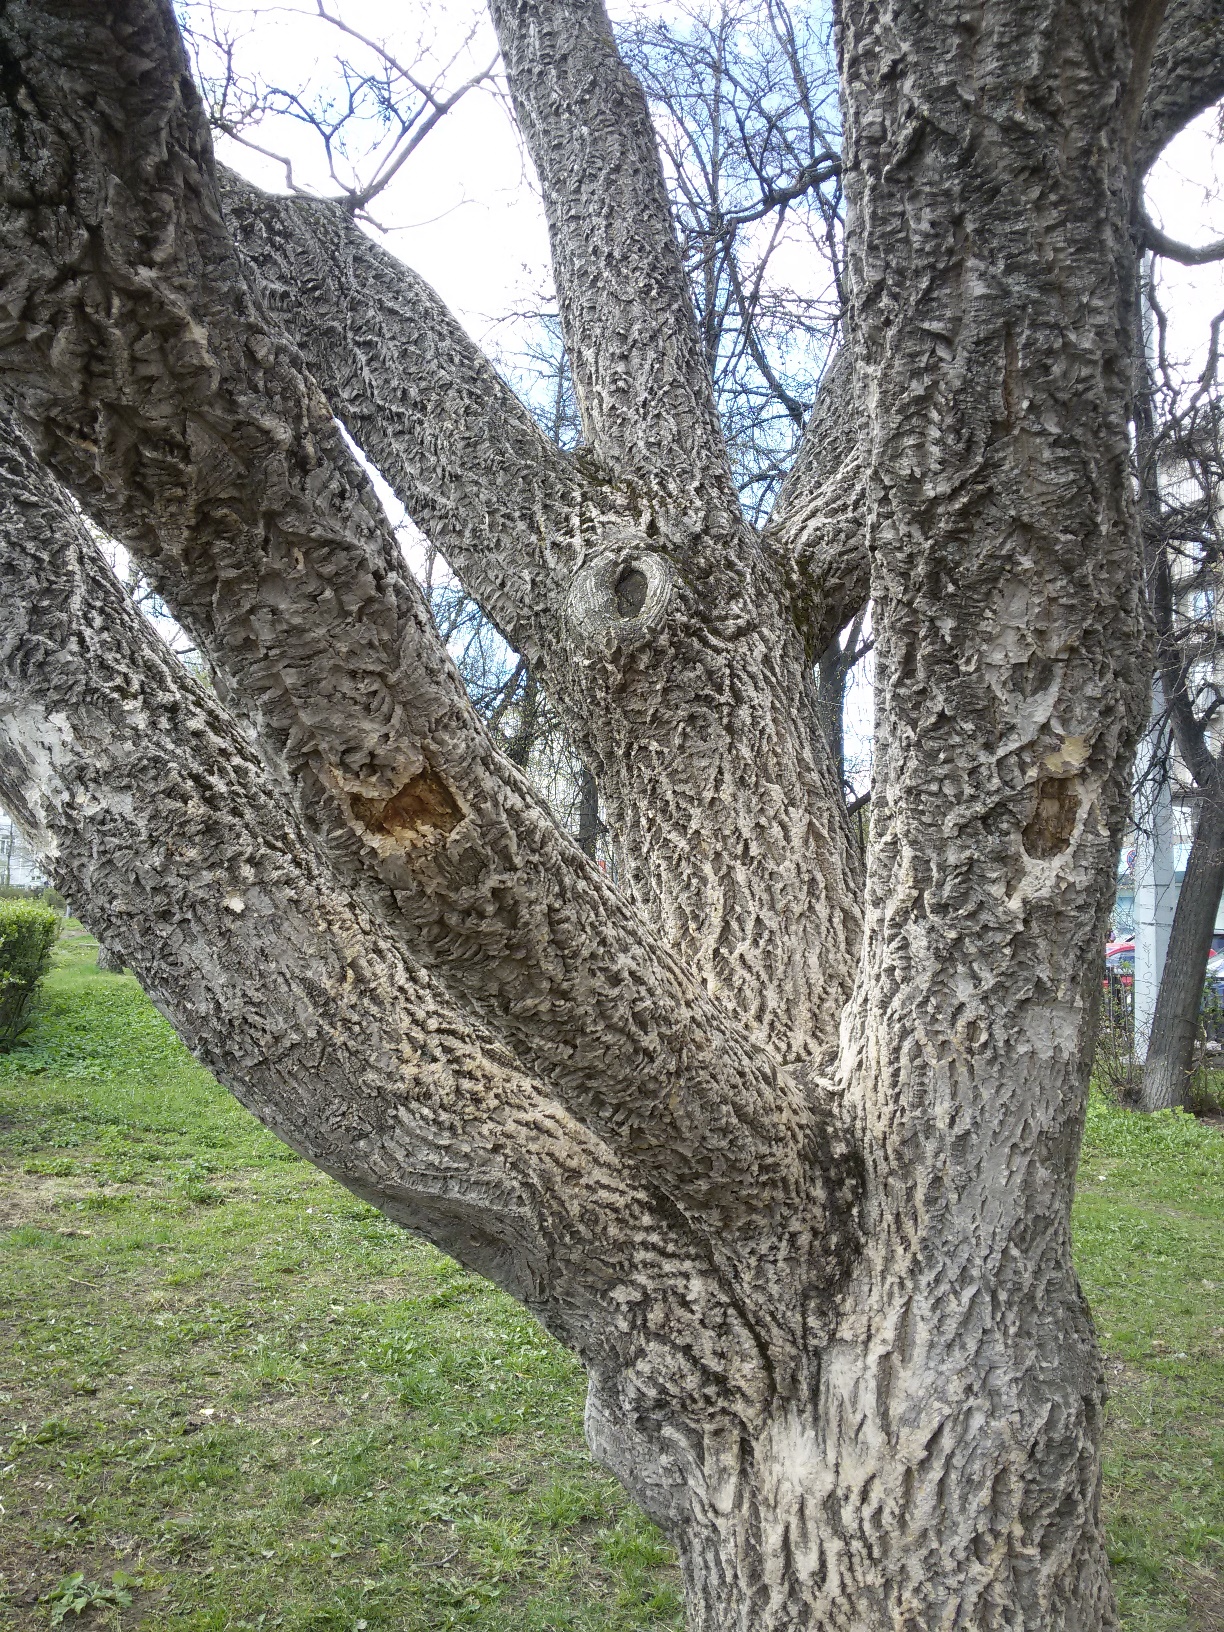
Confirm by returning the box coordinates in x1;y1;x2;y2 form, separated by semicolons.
489;0;739;524
763;353;869;659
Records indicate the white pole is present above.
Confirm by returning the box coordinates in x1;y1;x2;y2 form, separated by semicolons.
1133;684;1177;1060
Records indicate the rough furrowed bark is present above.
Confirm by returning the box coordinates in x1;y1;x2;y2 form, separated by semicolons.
479;3;867;1053
0;0;857;1241
772;0;1153;1622
218;75;863;1068
560;563;863;1060
0;417;861;1522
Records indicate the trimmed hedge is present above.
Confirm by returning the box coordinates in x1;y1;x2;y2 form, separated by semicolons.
0;899;60;1048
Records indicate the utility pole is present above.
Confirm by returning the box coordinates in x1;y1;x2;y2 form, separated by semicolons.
1133;686;1178;1059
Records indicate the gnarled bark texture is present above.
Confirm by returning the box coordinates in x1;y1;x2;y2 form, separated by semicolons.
0;0;1190;1623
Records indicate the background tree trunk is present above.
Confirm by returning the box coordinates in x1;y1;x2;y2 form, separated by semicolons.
1140;778;1224;1107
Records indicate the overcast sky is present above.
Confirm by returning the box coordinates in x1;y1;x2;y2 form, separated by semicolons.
194;0;1223;376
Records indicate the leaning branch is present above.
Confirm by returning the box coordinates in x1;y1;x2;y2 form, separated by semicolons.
0;415;574;1306
0;412;789;1379
219;172;582;665
0;0;836;1235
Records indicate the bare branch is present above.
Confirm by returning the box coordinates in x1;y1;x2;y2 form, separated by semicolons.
0;411;558;1285
1141;206;1224;264
619;1;844;519
182;0;494;213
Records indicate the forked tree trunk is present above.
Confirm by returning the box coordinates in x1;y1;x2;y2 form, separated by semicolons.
0;0;1207;1624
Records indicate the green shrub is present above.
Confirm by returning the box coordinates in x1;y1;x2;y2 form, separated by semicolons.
0;882;66;910
0;899;60;1048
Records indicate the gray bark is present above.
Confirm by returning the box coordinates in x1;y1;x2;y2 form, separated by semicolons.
95;944;126;974
816;0;1152;1621
488;0;738;513
0;416;796;1413
0;0;1176;1624
1135;0;1224;174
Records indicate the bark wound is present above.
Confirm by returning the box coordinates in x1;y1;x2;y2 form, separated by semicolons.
1022;777;1080;859
350;768;462;846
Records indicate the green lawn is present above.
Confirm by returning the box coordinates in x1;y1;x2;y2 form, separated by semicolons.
1;930;1221;1630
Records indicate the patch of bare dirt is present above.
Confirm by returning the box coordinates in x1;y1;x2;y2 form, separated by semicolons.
0;1168;97;1228
362;1277;416;1301
239;1391;352;1434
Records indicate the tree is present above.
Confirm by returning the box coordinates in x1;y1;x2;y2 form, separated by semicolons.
1136;336;1224;1110
0;0;1218;1624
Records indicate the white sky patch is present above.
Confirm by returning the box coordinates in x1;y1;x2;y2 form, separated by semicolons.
1145;108;1224;376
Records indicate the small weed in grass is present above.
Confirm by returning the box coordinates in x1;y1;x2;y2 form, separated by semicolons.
44;1570;137;1625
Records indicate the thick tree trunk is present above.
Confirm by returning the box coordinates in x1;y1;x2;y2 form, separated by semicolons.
1140;780;1224;1108
793;0;1148;1618
0;0;1184;1624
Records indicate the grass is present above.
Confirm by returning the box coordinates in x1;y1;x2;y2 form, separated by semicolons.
0;930;678;1631
1077;1096;1224;1628
0;929;1220;1630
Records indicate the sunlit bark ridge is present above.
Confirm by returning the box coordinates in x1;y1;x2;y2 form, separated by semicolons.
0;0;1200;1623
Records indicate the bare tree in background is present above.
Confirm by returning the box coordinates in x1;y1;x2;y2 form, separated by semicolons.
1;0;1221;1624
620;0;843;522
180;0;497;216
1134;261;1224;1108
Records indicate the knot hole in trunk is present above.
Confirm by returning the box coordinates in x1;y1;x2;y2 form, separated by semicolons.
614;564;648;618
566;536;674;652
